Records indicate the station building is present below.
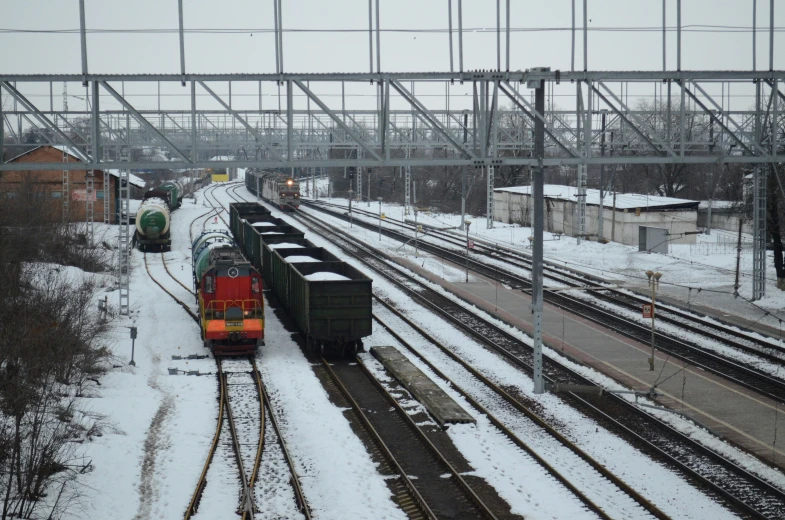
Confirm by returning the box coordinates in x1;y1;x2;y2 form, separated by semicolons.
2;145;145;223
493;185;700;252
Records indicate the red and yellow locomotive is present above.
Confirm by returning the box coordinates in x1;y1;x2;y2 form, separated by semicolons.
192;231;264;355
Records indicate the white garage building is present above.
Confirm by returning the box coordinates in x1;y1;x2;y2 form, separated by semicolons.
493;185;700;252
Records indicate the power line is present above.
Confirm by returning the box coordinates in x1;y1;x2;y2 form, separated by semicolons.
1;25;784;35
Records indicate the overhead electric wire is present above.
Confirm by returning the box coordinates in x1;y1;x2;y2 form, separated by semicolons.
0;25;784;35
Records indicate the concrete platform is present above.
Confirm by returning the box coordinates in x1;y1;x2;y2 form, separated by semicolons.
386;254;785;472
370;346;475;427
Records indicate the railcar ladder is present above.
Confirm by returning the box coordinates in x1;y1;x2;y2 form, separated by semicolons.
118;149;131;315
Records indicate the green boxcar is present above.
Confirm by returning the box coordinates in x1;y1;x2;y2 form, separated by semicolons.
270;246;339;310
288;261;372;355
242;216;286;263
259;233;307;283
230;203;271;248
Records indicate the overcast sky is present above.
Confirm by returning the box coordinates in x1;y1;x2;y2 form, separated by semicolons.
1;1;783;113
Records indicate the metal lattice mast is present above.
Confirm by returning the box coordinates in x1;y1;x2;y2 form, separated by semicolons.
576;83;587;245
752;165;767;300
118;149;131;315
486;81;498;229
62;146;69;221
404;147;411;215
356;148;362;201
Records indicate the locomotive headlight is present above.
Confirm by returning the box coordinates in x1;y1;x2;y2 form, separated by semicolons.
243;310;251;318
287;179;293;186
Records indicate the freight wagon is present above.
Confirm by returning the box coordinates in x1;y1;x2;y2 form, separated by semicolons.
229;202;372;356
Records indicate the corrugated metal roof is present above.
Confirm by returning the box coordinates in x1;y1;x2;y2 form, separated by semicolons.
495;185;699;210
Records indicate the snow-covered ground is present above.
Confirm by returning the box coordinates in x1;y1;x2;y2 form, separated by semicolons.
61;180;784;520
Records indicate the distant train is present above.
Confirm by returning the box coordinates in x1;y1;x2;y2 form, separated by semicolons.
230;202;371;356
192;229;265;356
135;181;184;252
246;170;301;211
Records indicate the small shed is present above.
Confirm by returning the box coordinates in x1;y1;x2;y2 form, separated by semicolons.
493;185;700;250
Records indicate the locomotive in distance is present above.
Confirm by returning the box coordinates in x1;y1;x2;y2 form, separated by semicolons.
246;170;301;211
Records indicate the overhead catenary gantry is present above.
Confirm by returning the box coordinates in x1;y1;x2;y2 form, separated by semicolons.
2;0;782;383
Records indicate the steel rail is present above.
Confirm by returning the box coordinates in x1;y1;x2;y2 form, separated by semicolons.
350;356;500;520
371;303;666;520
184;358;226;519
159;252;193;293
288;207;785;520
256;363;313;520
246;360;266;516
143;253;199;321
318;358;443;520
223;368;256;518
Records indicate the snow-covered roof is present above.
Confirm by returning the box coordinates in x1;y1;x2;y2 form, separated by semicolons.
103;169;146;189
495;185;699;211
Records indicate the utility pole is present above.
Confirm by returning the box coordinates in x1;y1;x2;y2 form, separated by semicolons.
531;69;547;395
460;112;469;230
598;110;607;241
465;220;472;282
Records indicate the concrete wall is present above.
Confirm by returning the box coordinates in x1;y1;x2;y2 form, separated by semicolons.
3;146;118;223
697;208;753;235
493;191;698;246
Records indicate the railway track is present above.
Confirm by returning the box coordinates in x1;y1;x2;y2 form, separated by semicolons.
286;205;785;520
300;199;785;404
142;196;311;519
319;356;504;520
370;303;663;519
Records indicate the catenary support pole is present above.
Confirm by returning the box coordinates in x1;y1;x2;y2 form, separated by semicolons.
532;79;546;395
448;0;454;72
78;0;88;84
598;110;606;241
458;0;463;73
178;0;186;85
662;0;666;71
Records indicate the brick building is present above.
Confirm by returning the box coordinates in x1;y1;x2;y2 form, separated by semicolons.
2;145;145;223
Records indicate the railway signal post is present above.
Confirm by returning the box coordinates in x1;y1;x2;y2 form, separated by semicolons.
465;220;472;283
348;189;354;228
129;326;137;367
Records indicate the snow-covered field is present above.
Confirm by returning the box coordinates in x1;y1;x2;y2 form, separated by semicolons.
61;180;784;519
